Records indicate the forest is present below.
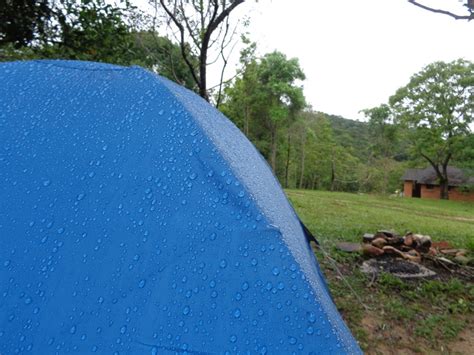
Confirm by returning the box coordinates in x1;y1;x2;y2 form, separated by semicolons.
1;0;473;197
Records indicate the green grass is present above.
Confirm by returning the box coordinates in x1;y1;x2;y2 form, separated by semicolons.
286;189;474;353
287;189;474;247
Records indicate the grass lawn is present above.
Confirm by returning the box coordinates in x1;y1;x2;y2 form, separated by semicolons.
286;190;474;354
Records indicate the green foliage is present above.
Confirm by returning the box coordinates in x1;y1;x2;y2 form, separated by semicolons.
0;0;53;48
389;59;474;198
0;1;199;91
128;31;199;91
221;49;306;174
52;0;135;63
1;0;136;63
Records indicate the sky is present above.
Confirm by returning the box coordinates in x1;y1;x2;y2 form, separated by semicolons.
136;1;473;121
239;0;473;121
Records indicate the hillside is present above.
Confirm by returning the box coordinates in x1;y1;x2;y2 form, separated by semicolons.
320;112;370;160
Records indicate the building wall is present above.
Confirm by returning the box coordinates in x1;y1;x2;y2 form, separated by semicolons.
403;181;413;197
449;188;474;202
419;185;474;202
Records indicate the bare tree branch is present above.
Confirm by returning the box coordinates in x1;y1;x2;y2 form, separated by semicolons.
408;0;473;20
159;0;201;90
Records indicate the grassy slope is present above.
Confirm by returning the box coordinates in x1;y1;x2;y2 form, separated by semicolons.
287;189;474;248
286;190;474;354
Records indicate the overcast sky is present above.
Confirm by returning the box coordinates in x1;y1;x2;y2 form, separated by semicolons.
136;1;473;121
239;0;473;120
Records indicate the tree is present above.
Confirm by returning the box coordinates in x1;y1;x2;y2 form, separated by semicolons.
256;51;306;173
221;49;306;175
1;0;137;64
361;104;402;194
390;59;474;199
0;0;54;48
52;0;135;64
130;31;199;91
408;0;474;21
154;0;247;102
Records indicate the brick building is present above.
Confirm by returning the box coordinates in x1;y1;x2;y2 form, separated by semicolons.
402;166;474;202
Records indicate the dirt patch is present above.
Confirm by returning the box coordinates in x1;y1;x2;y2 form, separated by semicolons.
448;323;474;354
362;314;421;355
362;313;474;355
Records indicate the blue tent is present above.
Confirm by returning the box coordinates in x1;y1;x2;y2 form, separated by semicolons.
0;60;361;354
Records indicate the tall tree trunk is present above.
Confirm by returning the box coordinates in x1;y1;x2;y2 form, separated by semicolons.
312;175;317;190
382;159;388;195
330;160;336;191
439;179;449;199
284;131;291;188
199;46;208;100
299;132;306;189
270;127;277;173
420;152;451;200
440;163;449;199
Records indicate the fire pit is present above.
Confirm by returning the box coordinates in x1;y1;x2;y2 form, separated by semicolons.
336;229;472;279
361;255;436;279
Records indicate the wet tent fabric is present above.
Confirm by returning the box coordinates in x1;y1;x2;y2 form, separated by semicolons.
0;60;361;354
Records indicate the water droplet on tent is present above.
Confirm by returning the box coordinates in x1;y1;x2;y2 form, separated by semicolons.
233;308;241;318
272;267;280;276
229;335;237;343
42;180;51;187
219;259;227;268
189;173;197;180
69;325;77;334
76;193;85;201
120;325;127;334
306;326;314;335
138;279;146;288
289;336;297;345
242;282;249;291
183;306;190;315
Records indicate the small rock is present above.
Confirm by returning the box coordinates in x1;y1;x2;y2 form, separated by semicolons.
440;249;461;256
403;234;414;247
386;236;404;246
413;234;431;253
371;238;387;249
455;249;467;257
454;255;470;265
377;230;398;238
336;242;362;253
363;233;375;243
362;244;385;257
406;249;421;263
432;241;452;249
